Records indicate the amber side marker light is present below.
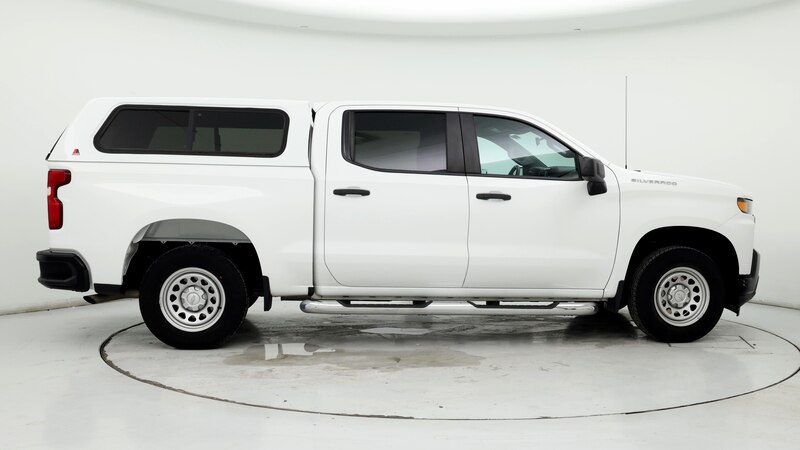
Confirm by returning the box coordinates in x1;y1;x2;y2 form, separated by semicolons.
737;197;753;214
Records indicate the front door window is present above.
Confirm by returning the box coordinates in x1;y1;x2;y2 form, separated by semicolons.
474;115;580;180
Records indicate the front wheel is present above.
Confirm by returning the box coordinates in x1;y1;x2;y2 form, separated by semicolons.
139;245;248;349
628;246;725;343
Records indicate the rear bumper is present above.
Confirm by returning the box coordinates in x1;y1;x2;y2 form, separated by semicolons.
36;250;90;292
729;250;759;313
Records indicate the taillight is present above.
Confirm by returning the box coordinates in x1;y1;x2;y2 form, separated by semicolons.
47;169;71;230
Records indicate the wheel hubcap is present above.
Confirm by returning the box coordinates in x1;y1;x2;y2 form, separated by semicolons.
159;268;225;332
180;286;207;311
654;267;709;327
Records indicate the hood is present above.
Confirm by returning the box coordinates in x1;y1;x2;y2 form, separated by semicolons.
610;165;751;200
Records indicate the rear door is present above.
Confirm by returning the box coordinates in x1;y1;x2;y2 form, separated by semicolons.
323;107;469;288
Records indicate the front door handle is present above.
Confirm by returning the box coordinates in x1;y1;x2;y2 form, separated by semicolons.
334;188;370;197
476;192;511;201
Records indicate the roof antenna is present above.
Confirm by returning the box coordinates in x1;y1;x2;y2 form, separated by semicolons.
624;75;629;169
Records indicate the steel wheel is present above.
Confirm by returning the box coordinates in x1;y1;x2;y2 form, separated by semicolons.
653;266;709;327
629;246;724;342
159;267;226;332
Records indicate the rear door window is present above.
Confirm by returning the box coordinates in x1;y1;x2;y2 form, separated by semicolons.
96;106;288;157
344;111;448;173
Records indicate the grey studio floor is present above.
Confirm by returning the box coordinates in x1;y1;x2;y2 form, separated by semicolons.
1;299;799;449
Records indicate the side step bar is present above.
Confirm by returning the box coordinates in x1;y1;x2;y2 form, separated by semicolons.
300;300;599;316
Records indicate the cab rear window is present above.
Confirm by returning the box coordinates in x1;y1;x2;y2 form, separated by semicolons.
95;106;288;157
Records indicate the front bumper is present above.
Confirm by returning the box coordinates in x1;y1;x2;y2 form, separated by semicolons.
729;250;759;313
36;250;90;292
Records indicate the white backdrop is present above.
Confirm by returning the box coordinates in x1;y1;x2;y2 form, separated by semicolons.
1;0;798;313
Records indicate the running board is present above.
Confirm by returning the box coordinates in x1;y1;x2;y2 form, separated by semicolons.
299;300;599;316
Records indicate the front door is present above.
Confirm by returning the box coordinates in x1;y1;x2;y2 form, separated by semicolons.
461;112;620;290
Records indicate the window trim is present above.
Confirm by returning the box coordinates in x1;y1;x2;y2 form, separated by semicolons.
94;104;290;158
341;109;466;176
460;112;585;182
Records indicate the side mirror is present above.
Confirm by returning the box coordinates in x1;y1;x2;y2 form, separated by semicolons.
578;156;607;196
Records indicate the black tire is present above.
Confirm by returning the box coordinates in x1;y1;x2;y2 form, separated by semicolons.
628;246;725;343
244;293;260;316
139;245;248;349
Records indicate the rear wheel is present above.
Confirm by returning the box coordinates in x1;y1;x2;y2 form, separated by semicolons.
628;246;725;343
139;245;248;349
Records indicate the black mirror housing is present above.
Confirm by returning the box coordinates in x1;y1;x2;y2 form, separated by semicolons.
587;180;608;195
579;156;605;180
578;156;607;196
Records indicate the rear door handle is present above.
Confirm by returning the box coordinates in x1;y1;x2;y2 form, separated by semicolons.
476;192;511;201
334;188;370;197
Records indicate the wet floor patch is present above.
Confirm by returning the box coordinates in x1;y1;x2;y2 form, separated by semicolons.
222;342;484;371
360;327;433;336
102;313;800;420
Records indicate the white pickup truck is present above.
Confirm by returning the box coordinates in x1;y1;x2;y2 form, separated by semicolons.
37;98;759;348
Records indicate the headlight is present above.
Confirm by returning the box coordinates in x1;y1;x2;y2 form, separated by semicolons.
737;197;753;214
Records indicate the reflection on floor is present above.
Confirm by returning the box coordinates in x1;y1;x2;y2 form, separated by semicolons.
1;300;799;449
104;310;798;420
